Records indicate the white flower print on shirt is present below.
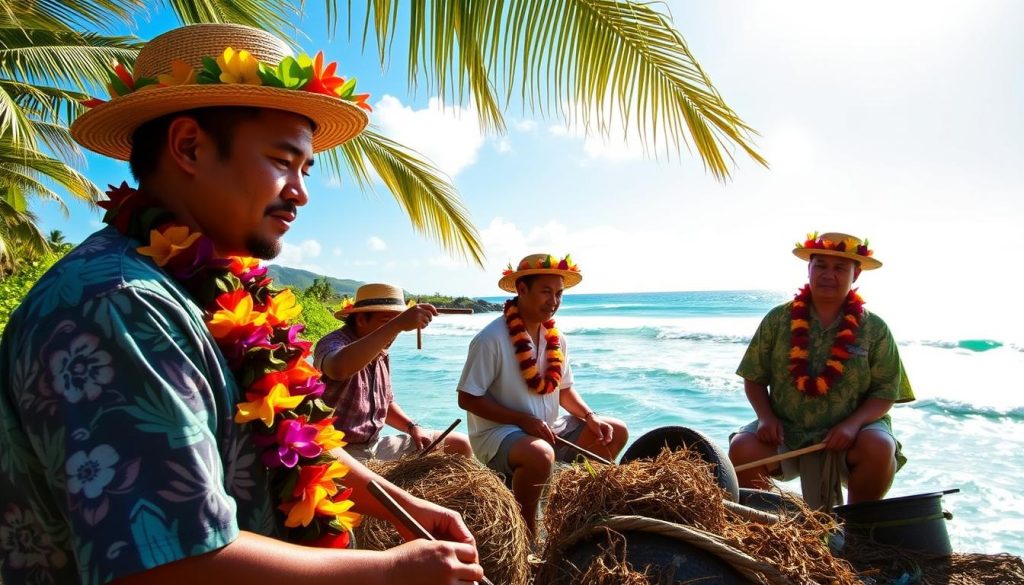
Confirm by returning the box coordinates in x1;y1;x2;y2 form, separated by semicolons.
49;333;114;403
66;445;119;499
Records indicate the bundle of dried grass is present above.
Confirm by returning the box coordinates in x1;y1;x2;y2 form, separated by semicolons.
538;447;862;585
356;452;530;585
845;543;1024;585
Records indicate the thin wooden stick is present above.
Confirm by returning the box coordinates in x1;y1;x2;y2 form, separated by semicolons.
415;307;473;350
416;418;461;458
734;442;827;472
554;435;614;466
365;481;495;585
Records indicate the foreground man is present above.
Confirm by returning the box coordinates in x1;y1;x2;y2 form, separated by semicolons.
729;232;915;508
458;254;628;535
315;283;472;460
0;24;480;584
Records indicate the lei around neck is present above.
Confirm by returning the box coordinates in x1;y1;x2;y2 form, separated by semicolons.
503;298;563;395
787;284;865;397
100;183;360;547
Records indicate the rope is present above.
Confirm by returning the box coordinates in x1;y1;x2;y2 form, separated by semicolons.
557;515;796;585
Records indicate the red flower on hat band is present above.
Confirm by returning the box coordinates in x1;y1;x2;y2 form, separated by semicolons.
502;253;579;276
796;231;873;259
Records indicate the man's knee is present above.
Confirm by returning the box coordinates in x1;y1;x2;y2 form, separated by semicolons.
509;437;555;475
443;432;473;457
849;429;896;467
728;432;776;465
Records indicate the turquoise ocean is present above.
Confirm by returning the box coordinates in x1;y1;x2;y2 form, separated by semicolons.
381;290;1024;556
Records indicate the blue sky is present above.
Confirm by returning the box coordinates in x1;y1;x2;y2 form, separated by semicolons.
37;1;1023;339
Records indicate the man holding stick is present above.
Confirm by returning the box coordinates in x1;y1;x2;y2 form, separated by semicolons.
457;254;628;535
315;283;473;460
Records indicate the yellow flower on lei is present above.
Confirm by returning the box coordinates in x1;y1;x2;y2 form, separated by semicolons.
235;382;304;427
207;294;268;338
217;48;262;85
137;226;201;266
265;289;302;325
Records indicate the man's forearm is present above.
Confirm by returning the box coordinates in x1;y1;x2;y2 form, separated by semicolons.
743;379;774;420
844;397;894;428
557;386;595;419
385;401;416;432
319;323;401;380
458;391;526;426
113;531;391;584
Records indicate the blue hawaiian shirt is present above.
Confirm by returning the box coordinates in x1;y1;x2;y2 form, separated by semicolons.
0;227;277;585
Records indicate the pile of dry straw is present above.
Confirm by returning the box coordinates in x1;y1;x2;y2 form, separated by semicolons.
536;448;859;585
356;452;531;585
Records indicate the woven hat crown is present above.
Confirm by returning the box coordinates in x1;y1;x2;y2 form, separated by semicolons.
134;24;292;78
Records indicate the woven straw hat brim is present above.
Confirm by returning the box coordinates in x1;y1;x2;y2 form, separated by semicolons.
71;84;368;160
498;269;583;293
793;247;882;270
333;303;405;319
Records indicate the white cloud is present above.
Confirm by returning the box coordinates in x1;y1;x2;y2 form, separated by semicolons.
332;247;343;256
546;112;646;162
514;120;538;132
495;138;512;154
373;95;485;177
367;236;388;251
547;125;569;137
274;239;323;272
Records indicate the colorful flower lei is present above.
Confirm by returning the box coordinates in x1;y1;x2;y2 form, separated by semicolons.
503;299;563;395
99;182;360;547
502;253;579;276
795;231;874;260
787;284;865;397
81;48;371;112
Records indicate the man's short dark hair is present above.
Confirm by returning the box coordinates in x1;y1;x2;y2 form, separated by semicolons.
128;106;264;182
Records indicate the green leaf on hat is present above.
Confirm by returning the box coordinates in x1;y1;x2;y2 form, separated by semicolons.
133;77;160;91
197;56;222;84
106;71;132;96
277;57;313;90
336;77;357;99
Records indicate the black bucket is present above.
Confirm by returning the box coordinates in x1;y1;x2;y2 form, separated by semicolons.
620;426;740;502
553;529;749;585
833;489;958;558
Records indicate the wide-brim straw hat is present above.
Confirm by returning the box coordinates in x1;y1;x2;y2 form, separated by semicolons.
71;23;369;160
793;231;882;269
334;283;407;319
498;253;583;293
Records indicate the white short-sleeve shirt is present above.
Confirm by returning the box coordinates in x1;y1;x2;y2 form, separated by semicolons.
457;315;575;463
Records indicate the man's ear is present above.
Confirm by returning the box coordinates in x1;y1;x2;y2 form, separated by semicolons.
853;266;862;282
165;116;203;176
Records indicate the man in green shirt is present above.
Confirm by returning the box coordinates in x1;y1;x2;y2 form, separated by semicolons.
729;232;914;506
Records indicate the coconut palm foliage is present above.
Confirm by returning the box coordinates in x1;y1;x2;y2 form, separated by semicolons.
1;0;764;273
342;0;767;178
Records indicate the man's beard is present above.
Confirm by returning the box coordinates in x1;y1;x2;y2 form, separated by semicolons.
245;234;281;260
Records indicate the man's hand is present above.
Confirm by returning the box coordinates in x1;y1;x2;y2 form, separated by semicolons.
409;425;432;450
823;418;860;451
585;415;614;446
398;496;478;548
391;304;438;333
385;540;484;585
518;416;556;444
756;413;784;447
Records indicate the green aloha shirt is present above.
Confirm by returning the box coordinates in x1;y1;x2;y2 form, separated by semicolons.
737;301;915;464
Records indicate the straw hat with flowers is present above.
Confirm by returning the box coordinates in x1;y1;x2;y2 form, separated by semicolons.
793;232;882;270
334;283;408;319
499;253;582;293
71;23;370;159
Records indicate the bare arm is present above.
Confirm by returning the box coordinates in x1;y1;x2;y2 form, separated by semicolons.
114;448;482;585
744;378;783;446
385;400;430;449
458;390;554;443
559;386;613;445
319;304;437;380
824;397;895;450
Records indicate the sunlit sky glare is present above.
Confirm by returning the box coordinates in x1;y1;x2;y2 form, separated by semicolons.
37;1;1023;340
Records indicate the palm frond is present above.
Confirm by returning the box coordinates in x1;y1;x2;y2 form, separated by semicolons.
0;0;141;32
0;196;48;270
162;0;301;44
327;127;484;267
0;141;101;211
0;29;142;93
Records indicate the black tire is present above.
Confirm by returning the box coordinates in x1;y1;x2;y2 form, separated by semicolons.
620;425;740;502
554;529;751;585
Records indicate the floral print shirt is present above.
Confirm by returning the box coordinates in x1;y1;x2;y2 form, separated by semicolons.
737;301;915;451
0;227;277;585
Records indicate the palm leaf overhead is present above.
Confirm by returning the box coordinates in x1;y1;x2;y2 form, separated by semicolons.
329;127;485;266
351;0;766;180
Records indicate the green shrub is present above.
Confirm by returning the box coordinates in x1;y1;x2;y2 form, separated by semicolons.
0;252;64;337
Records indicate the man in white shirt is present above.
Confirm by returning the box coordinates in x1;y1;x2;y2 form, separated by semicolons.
457;253;629;535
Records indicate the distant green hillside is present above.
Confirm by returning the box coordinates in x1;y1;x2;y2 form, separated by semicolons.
266;265;363;296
